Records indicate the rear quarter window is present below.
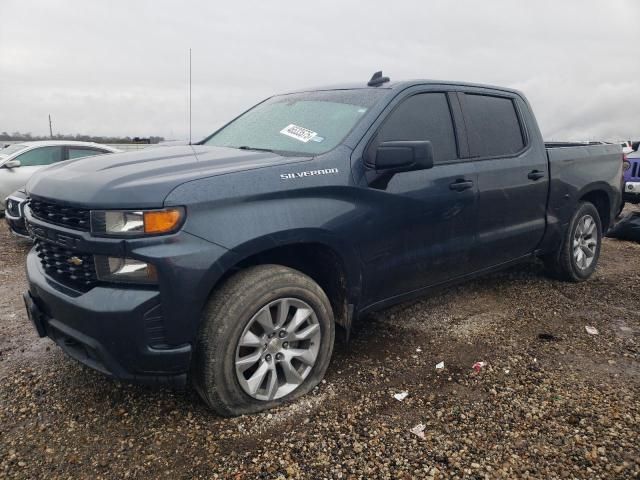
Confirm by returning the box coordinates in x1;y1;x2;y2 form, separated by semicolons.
462;93;525;158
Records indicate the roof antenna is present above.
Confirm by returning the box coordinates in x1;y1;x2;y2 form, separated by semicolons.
367;71;390;87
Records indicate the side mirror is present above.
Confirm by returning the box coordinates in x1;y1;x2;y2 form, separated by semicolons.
372;141;434;173
3;159;21;169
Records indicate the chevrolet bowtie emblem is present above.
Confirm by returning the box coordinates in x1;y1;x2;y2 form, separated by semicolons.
67;256;84;266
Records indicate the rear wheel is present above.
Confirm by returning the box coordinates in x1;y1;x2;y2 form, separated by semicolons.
192;265;335;416
545;202;602;282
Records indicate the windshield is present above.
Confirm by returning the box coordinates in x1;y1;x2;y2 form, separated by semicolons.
0;143;29;157
203;89;385;155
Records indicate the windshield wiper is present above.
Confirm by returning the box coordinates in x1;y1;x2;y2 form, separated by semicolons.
237;146;274;153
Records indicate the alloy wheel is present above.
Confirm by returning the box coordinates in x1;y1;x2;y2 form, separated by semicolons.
235;298;321;401
573;214;598;270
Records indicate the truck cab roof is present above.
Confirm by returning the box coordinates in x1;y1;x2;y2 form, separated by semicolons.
285;78;523;98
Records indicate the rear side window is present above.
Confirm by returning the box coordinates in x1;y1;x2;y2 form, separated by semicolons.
369;93;458;164
67;147;107;159
462;94;525;157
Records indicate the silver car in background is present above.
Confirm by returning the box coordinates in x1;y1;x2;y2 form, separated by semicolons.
0;141;120;213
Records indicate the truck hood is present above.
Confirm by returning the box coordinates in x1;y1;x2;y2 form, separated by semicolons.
26;145;309;209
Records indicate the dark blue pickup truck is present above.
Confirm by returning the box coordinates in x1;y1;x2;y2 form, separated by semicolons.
23;73;622;415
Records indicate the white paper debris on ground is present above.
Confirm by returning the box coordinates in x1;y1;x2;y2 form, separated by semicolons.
393;391;409;401
410;423;426;439
416;347;422;353
435;361;445;370
472;361;487;373
585;325;599;335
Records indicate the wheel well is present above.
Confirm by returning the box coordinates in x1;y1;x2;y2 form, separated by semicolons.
224;243;351;329
580;190;611;230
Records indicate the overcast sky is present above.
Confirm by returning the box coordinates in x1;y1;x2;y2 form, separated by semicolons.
0;0;638;141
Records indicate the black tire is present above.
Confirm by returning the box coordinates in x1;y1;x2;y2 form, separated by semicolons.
544;201;602;282
192;264;335;416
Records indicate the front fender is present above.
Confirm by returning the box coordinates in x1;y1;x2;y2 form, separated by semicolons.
211;228;363;306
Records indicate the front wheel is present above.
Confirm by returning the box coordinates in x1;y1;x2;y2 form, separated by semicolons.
192;265;335;416
545;201;602;282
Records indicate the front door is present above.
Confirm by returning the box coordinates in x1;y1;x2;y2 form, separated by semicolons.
356;91;478;304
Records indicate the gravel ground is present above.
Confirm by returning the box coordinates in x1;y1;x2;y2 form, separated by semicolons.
1;212;639;479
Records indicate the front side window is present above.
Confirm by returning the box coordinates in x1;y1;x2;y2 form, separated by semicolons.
15;146;63;166
462;93;525;158
203;90;385;156
368;93;459;164
67;147;107;159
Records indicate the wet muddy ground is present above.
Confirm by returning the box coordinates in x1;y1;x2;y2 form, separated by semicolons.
0;214;639;479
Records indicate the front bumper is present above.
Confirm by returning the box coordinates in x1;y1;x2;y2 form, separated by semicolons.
5;216;30;238
23;207;233;387
5;194;29;237
624;181;640;203
26;250;191;386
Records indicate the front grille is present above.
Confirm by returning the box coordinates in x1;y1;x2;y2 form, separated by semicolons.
631;161;640;179
35;239;97;290
30;200;90;231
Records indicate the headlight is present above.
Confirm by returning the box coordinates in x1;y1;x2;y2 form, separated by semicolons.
623;160;631;171
90;207;185;236
94;256;158;284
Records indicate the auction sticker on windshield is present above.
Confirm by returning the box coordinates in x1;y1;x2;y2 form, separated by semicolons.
280;124;318;143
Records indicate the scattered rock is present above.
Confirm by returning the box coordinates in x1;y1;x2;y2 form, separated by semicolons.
1;224;639;479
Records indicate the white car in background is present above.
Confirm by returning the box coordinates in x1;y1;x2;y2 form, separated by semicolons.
0;141;120;214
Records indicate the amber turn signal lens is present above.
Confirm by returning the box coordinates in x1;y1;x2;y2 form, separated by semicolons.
143;209;183;234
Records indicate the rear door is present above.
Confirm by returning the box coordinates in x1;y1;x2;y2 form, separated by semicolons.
458;90;548;269
356;90;479;303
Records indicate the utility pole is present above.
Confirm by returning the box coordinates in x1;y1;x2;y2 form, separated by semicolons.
48;114;53;138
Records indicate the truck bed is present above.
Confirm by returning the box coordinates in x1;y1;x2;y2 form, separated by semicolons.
544;141;609;148
545;142;622;232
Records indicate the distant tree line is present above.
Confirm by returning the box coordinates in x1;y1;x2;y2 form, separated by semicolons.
0;131;165;144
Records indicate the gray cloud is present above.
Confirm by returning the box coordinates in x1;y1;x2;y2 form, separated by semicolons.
1;0;638;141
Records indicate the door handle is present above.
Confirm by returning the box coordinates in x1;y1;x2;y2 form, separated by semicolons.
528;170;545;181
449;179;474;191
